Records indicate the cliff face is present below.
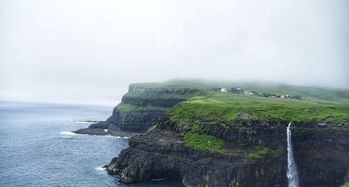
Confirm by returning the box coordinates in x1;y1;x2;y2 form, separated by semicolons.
292;123;349;186
75;81;349;186
105;106;165;133
107;129;286;187
106;117;349;187
75;84;198;135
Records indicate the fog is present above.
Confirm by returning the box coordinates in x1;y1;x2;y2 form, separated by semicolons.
1;0;348;106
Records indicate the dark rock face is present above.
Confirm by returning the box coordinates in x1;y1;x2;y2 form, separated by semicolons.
74;84;349;186
106;129;287;187
106;108;165;132
88;121;110;129
158;116;289;149
75;85;192;135
74;127;108;135
292;124;349;187
128;85;197;95
121;95;186;107
106;117;349;187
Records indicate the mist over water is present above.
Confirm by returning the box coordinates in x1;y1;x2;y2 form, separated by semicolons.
0;1;347;185
1;0;349;105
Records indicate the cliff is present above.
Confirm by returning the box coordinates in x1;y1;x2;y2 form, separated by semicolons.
106;117;289;186
77;80;349;186
75;83;201;135
107;118;349;186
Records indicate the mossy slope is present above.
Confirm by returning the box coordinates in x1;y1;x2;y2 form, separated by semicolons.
170;91;349;132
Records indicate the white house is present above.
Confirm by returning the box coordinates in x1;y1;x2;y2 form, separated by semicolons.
221;88;227;92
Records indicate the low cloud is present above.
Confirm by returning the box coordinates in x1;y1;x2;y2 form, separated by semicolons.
1;0;348;105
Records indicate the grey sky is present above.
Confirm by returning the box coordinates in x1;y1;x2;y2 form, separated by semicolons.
1;0;348;105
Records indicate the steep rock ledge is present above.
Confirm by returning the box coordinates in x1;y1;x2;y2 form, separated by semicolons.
106;116;349;187
106;128;287;187
291;123;349;186
106;117;290;187
75;84;199;135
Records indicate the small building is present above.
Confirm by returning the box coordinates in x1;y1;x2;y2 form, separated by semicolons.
280;95;290;99
221;88;228;92
262;93;277;97
229;87;244;94
243;91;255;95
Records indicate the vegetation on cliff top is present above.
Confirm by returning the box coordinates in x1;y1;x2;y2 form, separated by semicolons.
169;91;349;130
123;91;203;100
128;80;349;125
129;80;348;135
130;82;202;89
116;103;169;112
167;79;349;104
180;132;286;157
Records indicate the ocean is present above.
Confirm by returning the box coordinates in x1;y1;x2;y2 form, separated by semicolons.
0;101;182;187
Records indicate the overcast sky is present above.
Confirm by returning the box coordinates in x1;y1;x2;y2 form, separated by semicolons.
1;0;348;106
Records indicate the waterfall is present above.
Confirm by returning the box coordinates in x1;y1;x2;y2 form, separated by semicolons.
287;122;299;187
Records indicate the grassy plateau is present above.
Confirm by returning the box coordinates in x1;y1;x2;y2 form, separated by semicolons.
136;80;349;154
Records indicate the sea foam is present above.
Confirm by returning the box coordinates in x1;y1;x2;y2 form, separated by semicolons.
95;167;105;171
60;131;77;136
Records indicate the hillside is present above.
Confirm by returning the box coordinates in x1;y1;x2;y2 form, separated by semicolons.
99;80;349;187
132;80;349;124
167;79;349;104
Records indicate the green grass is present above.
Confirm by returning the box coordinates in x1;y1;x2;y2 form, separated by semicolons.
342;182;349;187
147;124;157;132
181;132;229;154
130;82;204;90
167;79;349;104
181;132;285;156
124;92;203;100
169;91;349;131
249;146;285;159
127;80;349;126
116;103;169;112
164;130;176;136
124;80;349;156
249;146;273;158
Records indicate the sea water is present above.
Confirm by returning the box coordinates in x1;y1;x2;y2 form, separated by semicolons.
0;101;182;187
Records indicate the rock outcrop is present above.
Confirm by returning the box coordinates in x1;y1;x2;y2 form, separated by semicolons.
291;122;349;186
75;84;198;135
105;116;349;187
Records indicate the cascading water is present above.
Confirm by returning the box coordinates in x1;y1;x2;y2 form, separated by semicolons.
287;122;299;187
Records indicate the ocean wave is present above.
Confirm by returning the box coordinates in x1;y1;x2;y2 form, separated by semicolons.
114;136;130;139
60;131;77;136
95;167;106;171
59;131;130;139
